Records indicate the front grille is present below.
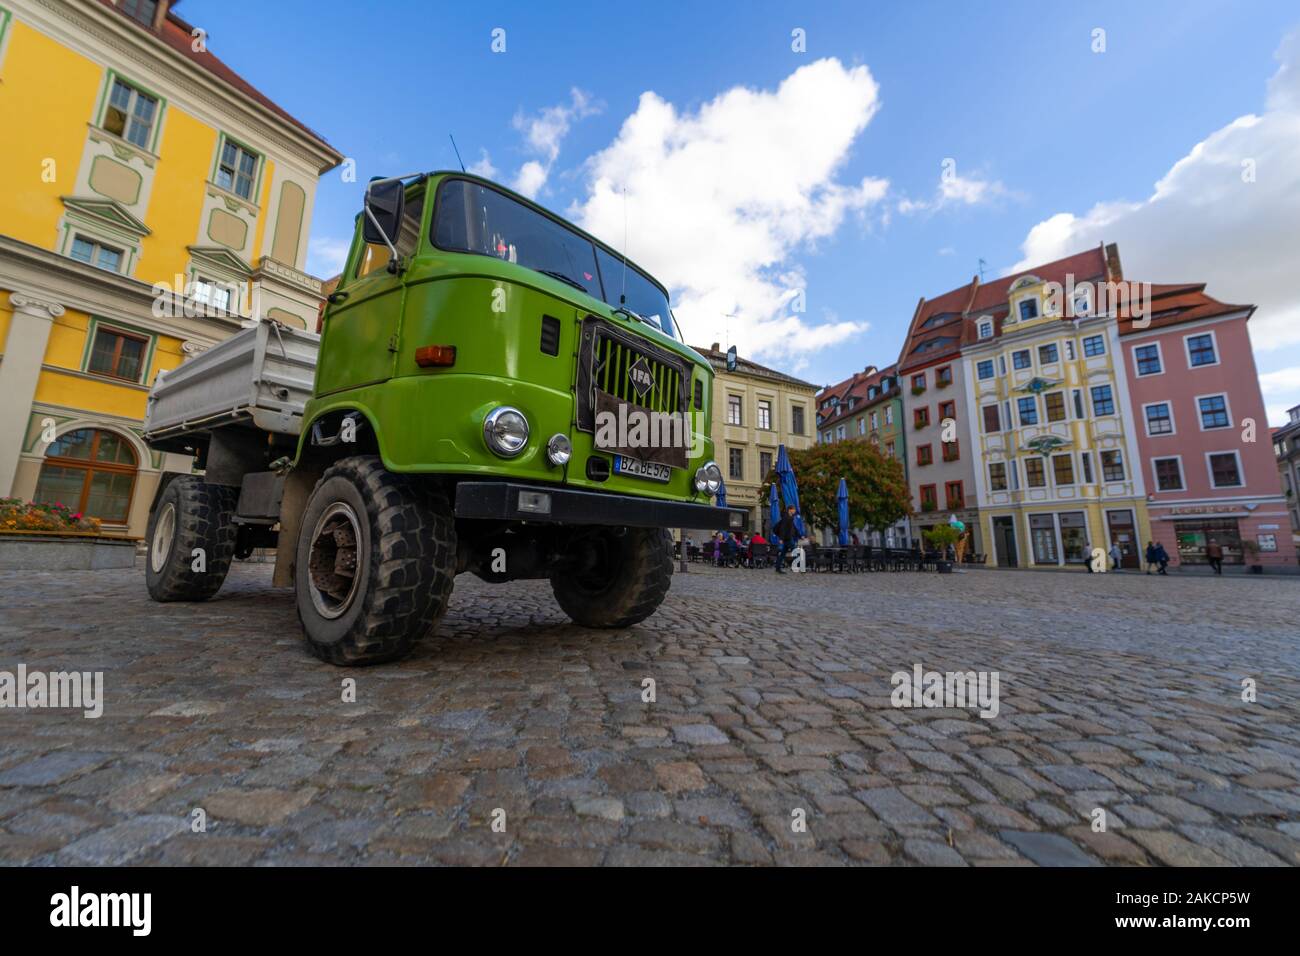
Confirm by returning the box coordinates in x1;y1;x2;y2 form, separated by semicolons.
576;317;688;433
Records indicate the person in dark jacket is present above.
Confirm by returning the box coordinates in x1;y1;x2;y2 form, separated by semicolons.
1154;542;1170;575
1145;541;1158;575
774;505;798;574
1206;539;1224;575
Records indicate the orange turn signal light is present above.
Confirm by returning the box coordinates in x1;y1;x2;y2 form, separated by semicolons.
415;345;456;368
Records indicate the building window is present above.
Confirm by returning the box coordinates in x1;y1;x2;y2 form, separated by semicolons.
1065;340;1076;360
1024;458;1046;487
216;137;259;200
938;400;956;421
1154;457;1184;491
727;395;742;426
1083;335;1105;357
836;424;845;441
1198;394;1230;430
914;407;930;428
1038;343;1059;364
70;235;124;273
1101;450;1125;482
1044;392;1067;423
936;366;953;387
1091;385;1115;417
1072;390;1084;419
103;76;159;149
791;405;805;435
982;404;1001;434
119;0;159;26
1030;514;1058;564
192;277;232;311
1208;452;1243;488
988;461;1008;491
1012;350;1031;370
919;484;938;511
912;373;926;391
976;359;994;380
33;428;138;525
1072;287;1092;316
916;444;933;466
87;325;149;382
1018;298;1039;321
979;320;993;339
1052;454;1075;485
1060;512;1088;562
755;399;771;431
884;440;895;458
1145;402;1174;436
759;451;773;480
857;418;866;436
884;405;893;426
945;481;964;510
1017;397;1038;426
870;411;879;431
943;440;960;463
1134;343;1162;376
728;447;744;480
1081;452;1093;484
1186;333;1218;368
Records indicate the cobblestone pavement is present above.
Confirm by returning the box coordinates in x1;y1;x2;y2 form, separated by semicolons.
2;560;1298;866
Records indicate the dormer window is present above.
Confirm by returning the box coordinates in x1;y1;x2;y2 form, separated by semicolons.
1018;298;1039;322
978;319;993;339
1073;287;1092;316
120;0;160;28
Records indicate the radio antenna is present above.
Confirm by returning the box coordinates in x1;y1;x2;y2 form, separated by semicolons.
449;134;466;172
620;185;629;305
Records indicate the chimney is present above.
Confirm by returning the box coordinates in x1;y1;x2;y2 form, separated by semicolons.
1104;242;1123;281
710;342;720;352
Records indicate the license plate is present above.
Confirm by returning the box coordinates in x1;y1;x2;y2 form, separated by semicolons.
614;455;671;483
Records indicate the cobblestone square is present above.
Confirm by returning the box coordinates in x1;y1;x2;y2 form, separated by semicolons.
1;562;1297;866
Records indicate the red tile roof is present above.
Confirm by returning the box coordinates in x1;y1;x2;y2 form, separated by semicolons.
816;364;899;429
1115;283;1252;334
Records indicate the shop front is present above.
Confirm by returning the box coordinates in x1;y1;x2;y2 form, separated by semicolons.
1173;518;1242;566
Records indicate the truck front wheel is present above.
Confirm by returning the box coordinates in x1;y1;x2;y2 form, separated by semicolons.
294;456;456;665
145;477;238;602
550;527;673;628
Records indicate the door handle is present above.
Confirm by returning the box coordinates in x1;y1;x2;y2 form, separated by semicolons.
327;291;349;304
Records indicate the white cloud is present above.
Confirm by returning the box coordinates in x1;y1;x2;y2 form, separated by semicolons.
1260;365;1300;394
466;148;497;178
1013;31;1300;358
569;57;887;361
898;168;1009;215
307;236;350;278
509;88;601;198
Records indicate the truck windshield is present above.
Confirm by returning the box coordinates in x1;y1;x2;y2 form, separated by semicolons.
433;178;677;339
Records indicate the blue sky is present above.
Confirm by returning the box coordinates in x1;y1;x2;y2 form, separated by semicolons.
186;0;1300;421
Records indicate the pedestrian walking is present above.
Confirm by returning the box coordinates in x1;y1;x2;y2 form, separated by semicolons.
1145;541;1158;575
774;504;798;574
1154;542;1170;575
1206;538;1224;575
1109;542;1123;572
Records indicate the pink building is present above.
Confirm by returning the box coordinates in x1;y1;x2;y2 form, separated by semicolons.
1120;284;1297;572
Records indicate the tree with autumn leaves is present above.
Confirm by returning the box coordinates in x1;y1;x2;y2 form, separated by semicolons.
760;439;912;537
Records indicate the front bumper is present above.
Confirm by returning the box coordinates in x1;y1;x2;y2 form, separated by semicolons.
454;481;747;530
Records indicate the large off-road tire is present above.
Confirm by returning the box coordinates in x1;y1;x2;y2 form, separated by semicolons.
551;527;673;628
145;477;238;602
294;455;456;665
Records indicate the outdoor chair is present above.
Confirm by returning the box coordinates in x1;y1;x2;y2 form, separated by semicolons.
750;543;770;568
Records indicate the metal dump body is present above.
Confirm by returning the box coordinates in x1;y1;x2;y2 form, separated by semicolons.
143;321;319;443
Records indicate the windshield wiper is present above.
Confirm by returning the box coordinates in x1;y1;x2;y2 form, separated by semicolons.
538;269;587;293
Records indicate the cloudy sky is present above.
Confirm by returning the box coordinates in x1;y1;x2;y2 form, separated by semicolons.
190;0;1300;423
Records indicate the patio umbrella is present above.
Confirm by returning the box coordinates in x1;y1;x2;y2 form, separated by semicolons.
716;480;727;509
773;444;805;536
769;483;780;535
837;477;850;546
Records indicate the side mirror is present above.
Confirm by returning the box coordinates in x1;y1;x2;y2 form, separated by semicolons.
362;179;405;248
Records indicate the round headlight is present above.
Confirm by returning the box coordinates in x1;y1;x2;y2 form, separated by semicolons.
546;433;572;466
694;460;723;496
483;407;529;457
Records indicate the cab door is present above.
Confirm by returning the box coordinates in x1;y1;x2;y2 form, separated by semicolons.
314;187;424;396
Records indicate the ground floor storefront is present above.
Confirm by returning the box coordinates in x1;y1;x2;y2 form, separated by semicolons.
1147;499;1298;573
979;500;1152;570
913;507;980;555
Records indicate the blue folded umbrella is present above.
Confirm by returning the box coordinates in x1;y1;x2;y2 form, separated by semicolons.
837;477;850;546
716;480;727;509
774;444;804;536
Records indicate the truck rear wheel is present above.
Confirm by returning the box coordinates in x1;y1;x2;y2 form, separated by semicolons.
145;477;238;602
294;456;456;665
550;527;673;628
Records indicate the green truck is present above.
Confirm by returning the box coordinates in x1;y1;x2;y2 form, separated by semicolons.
141;172;743;664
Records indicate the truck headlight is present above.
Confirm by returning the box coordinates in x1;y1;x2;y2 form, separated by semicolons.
546;433;571;466
694;460;722;495
483;406;529;457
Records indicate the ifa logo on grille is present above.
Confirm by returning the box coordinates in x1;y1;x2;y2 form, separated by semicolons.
627;356;654;400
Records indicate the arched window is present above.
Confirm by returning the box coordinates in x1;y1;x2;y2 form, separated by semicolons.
33;428;138;524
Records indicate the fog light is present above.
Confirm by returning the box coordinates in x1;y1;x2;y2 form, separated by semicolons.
546;433;572;466
694;460;723;495
483;406;529;457
518;490;551;514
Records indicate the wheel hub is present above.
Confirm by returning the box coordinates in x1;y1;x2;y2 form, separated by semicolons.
307;501;362;619
150;502;176;574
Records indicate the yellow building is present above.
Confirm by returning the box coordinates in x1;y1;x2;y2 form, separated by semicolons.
691;343;817;535
962;247;1152;569
0;0;341;537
